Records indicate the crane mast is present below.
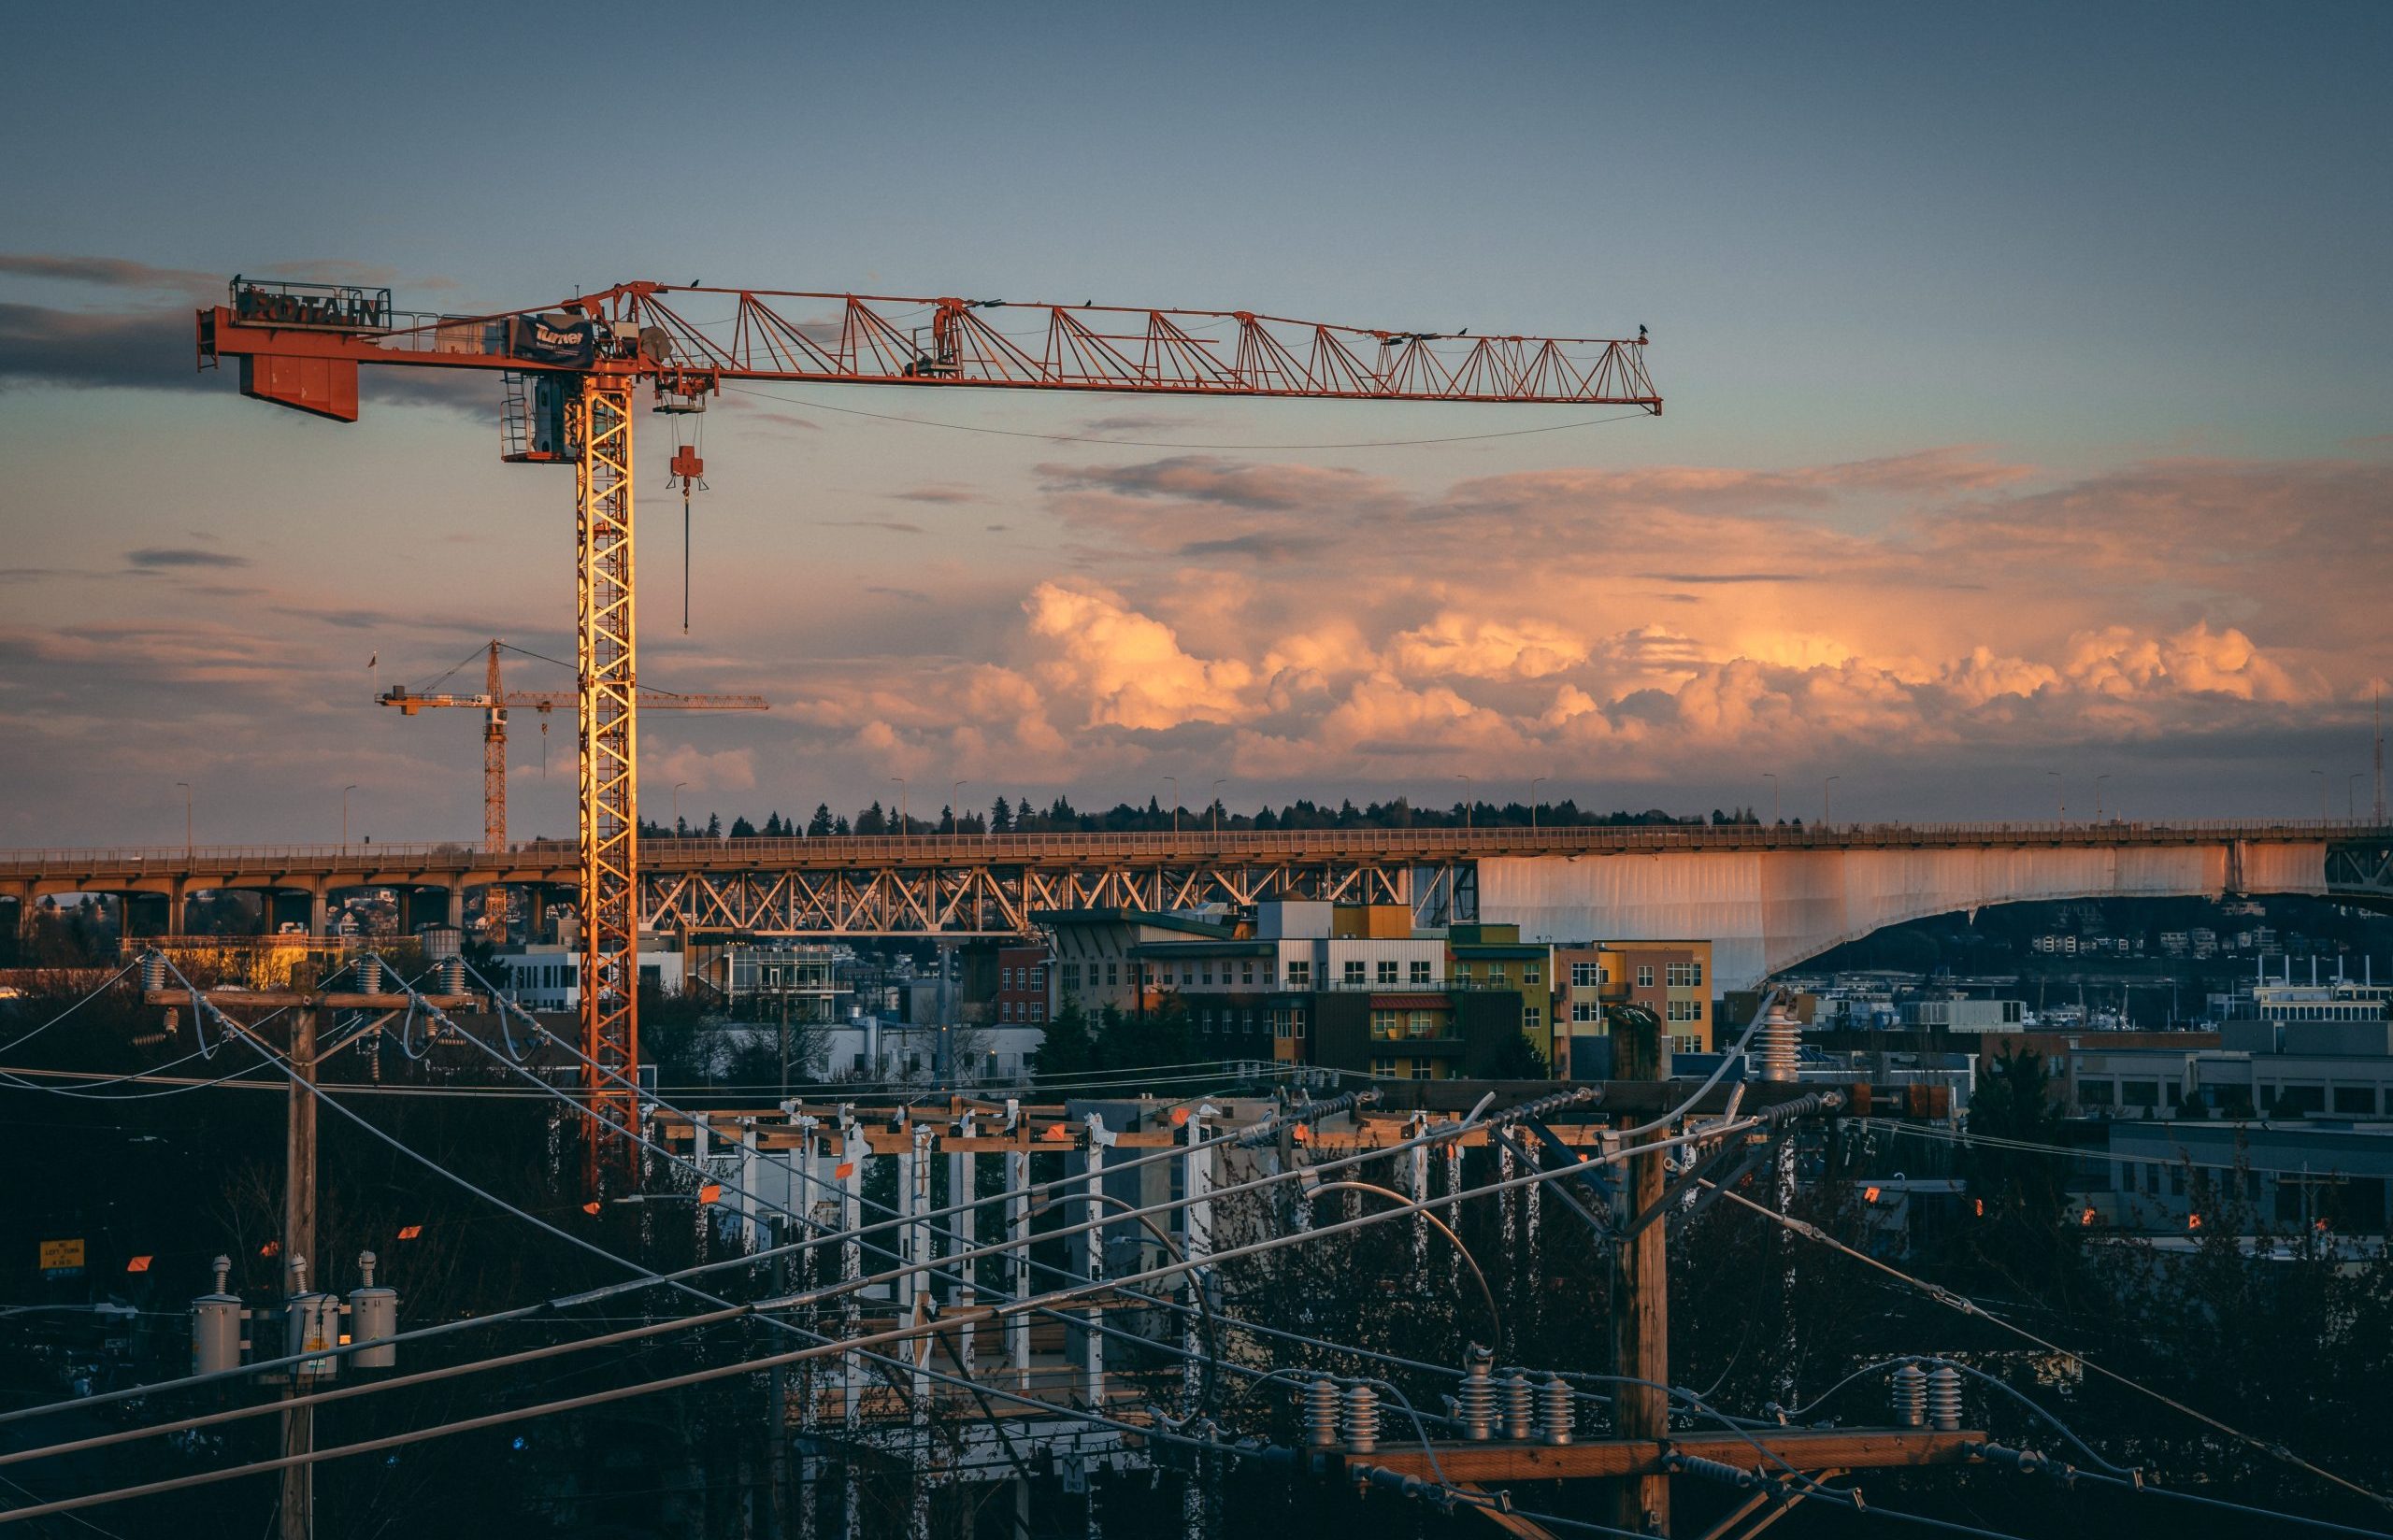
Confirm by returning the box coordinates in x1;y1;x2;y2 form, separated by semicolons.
197;276;1660;1189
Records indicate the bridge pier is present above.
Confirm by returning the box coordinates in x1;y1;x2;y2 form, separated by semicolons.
308;889;328;938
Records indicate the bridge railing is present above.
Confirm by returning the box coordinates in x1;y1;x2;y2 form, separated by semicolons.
0;818;2382;878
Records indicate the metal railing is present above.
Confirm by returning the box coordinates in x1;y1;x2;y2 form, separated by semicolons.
0;818;2381;879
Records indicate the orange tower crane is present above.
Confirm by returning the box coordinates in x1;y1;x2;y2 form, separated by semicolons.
197;277;1660;1183
380;639;767;852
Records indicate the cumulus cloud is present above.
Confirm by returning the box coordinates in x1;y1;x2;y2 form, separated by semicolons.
1389;613;1588;679
649;745;756;792
1024;581;1253;730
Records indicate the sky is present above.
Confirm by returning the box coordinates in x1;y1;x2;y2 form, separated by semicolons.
2;1;2389;846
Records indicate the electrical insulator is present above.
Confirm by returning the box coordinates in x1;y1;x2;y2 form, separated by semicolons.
1502;1372;1535;1441
191;1254;241;1376
1891;1362;1927;1427
286;1256;339;1383
1301;1376;1340;1448
1456;1346;1496;1440
1540;1374;1574;1446
1758;1001;1799;1083
955;1286;977;1378
141;952;168;993
356;955;383;995
348;1249;397;1369
439;956;468;995
1341;1383;1380;1455
1927;1365;1963;1431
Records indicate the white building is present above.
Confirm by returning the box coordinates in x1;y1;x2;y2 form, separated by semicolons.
495;946;685;1011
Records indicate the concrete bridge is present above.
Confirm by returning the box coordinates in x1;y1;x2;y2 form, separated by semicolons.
3;820;2386;990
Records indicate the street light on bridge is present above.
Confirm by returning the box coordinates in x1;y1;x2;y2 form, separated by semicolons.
1822;775;1840;827
951;779;968;834
672;780;688;836
1531;776;1547;831
1455;774;1473;829
174;782;192;863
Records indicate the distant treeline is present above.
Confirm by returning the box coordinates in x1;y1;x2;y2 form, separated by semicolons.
641;796;1769;840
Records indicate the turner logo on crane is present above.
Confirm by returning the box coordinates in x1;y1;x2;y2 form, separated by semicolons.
508;314;601;367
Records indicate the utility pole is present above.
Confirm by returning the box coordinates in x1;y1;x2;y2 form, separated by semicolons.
1607;1005;1669;1535
280;1005;318;1540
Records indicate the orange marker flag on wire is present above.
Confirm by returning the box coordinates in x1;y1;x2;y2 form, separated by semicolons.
125;1256;153;1274
1169;1106;1191;1127
1042;1123;1069;1141
699;1183;723;1205
834;1162;855;1180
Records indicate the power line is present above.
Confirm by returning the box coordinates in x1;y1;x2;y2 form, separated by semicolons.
1699;1178;2391;1511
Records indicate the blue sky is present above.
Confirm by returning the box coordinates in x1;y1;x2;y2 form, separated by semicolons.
2;2;2388;843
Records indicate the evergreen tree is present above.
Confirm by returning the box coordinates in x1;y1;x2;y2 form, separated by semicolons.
705;812;723;839
1032;997;1096;1078
763;811;784;837
833;815;852;835
808;803;834;837
729;816;757;838
989;795;1013;833
856;801;886;835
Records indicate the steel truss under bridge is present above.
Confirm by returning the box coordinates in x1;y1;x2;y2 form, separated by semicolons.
641;858;1476;936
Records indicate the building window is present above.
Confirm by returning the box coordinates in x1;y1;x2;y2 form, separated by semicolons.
2334;1086;2377;1115
1371;1009;1399;1039
1668;999;1699;1022
1344;960;1367;986
1241;960;1254;985
1377;959;1398;985
1637;965;1655;988
1670;1034;1698;1055
1524;963;1541;985
1488;964;1509;986
1200;963;1213;985
1409;1009;1438;1038
1571;962;1598;988
1033;1001;1046;1023
1274;1010;1293;1040
1062;962;1080;991
1411;1060;1434;1079
1524;1006;1543;1033
1287;960;1311;987
1372;1057;1397;1078
1295;1009;1308;1039
1410;960;1431;984
1241;1008;1255;1034
1572;1001;1599;1023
